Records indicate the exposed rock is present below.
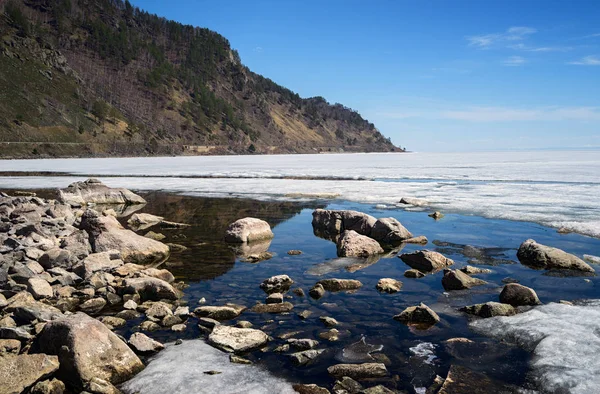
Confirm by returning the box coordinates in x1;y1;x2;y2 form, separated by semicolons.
0;353;60;394
403;235;429;244
441;269;487;291
194;304;246;320
287;250;303;255
428;211;444;220
499;283;541;306
460;265;492;275
327;363;388;379
235;321;252;328
309;284;325;299
292;383;330;394
27;277;54;299
144;231;166;241
86;377;121;394
161;315;182;327
293;288;305;297
127;213;164;231
139;320;160;332
393;303;440;326
312;209;377;237
4;291;62;323
208;325;268;353
73;251;123;280
99;316;126;329
240;251;273;263
399;250;454;272
0;339;21;354
517;239;594;272
320;316;339;327
0;326;34;341
298;310;312;320
266;293;284;304
30;378;66;394
370;217;413;243
224;217;274;243
260;275;294;294
404;269;425;278
399;197;428;206
173;306;190;317
79;297;106;314
145;301;173;319
128;332;164;354
251;302;294;313
80;210;169;265
318;329;340;342
460;302;517;318
317;278;363;292
376;278;403;293
289;349;325;366
36;312;144;388
60;230;92;260
333;377;363;393
437;365;508;394
123;300;138;310
58;179;146;206
121;277;179;301
336;230;384;257
288;338;319;350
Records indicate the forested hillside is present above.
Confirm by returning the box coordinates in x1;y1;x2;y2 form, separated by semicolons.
0;0;400;158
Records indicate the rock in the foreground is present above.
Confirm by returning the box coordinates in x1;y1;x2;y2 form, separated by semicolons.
0;353;60;394
370;217;413;243
259;275;294;294
399;250;454;273
441;269;487;291
517;239;594;272
122;277;179;301
317;278;363;292
58;179;146;206
336;230;384;257
437;365;509;394
460;302;517;318
36;312;144;388
208;325;268;353
499;283;541;306
327;363;388;380
128;332;165;355
224;218;274;243
376;278;403;293
393;303;440;326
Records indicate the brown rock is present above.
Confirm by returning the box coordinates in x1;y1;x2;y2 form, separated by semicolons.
499;283;541;306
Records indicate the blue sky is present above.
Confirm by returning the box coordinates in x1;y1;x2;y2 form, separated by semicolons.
131;0;600;152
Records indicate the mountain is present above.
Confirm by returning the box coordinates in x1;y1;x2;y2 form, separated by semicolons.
0;0;401;158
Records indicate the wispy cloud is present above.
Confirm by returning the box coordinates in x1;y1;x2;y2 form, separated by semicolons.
577;33;600;40
253;46;264;53
467;26;537;49
568;55;600;65
504;56;527;66
509;43;573;52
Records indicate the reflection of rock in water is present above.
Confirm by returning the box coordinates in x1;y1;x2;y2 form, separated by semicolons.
230;239;272;258
432;240;516;266
306;256;380;276
336;336;383;362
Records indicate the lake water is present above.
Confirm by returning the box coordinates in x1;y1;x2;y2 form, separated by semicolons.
1;150;600;393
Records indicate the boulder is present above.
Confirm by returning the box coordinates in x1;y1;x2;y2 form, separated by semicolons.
127;213;164;231
78;298;107;314
327;363;388;379
60;230;92;260
121;277;179;301
499;283;541;306
0;339;21;354
317;278;363;292
0;353;60;394
80;210;170;265
399;250;454;272
460;302;517;318
289;349;325;366
224;218;274;243
393;303;440;326
336;230;384;257
311;209;377;237
208;325;268;353
259;275;294;294
73;251;123;280
339;210;377;236
194;304;246;320
309;284;325;299
128;332;164;354
292;383;330;394
517;239;594;272
145;302;173;319
266;293;283;304
58;179;146;206
4;292;62;323
30;378;66;394
251;302;294;313
320;316;339;327
441;269;487;291
27;277;54;299
370;218;413;243
36;312;144;388
376;278;403;293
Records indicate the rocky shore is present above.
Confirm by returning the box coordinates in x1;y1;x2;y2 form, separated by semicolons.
1;179;597;394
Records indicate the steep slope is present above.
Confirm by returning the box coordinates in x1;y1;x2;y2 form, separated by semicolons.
0;0;400;158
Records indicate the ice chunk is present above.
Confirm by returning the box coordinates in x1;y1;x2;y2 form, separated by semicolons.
409;342;437;365
471;301;600;394
121;340;295;394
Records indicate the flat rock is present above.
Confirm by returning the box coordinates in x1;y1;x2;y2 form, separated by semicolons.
399;250;454;272
317;278;363;292
403;235;428;244
0;353;60;394
376;278;403;293
292;383;330;394
128;332;165;354
224;218;274;243
499;283;541;306
327;363;388;380
251;302;294;313
128;213;164;231
460;302;517;318
399;197;428;206
58;179;146;206
194;304;246;320
27;277;53;299
460;265;492;275
289;349;325;366
208;325;268;353
517;239;594;272
336;230;384;257
442;269;487;291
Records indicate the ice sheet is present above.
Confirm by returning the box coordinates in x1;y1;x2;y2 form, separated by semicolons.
121;340;296;394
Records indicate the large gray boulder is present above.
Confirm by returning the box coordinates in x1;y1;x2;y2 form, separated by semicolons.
517;239;594;272
80;210;170;265
208;325;268;353
58;179;146;206
4;292;62;323
370;217;413;243
336;230;383;257
36;312;144;388
72;251;123;280
312;209;377;237
224;218;274;243
399;250;454;273
0;353;60;394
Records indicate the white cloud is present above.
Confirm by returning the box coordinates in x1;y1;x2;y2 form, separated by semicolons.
568;55;600;65
504;56;527;66
253;46;264;53
510;43;573;52
467;26;537;49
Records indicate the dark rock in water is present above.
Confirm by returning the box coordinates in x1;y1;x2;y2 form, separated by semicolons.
292;383;330;394
309;284;325;299
441;269;487;291
517;239;594;272
287;250;303;255
224;217;274;243
251;302;293;313
311;209;376;239
336;230;383;258
0;353;60;394
259;275;294;294
327;363;388;380
266;293;284;304
333;376;363;393
432;241;514;266
404;269;425;278
289;349;325;366
338;336;383;362
437;365;511;393
501;277;519;284
499;283;541;306
399;250;454;273
203;370;222;375
370;217;413;243
393;303;440;327
317;278;362;292
460;302;517;318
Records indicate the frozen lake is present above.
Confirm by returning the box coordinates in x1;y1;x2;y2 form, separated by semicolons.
1;150;599;237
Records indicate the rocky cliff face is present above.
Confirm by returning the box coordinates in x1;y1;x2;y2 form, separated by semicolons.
0;0;401;158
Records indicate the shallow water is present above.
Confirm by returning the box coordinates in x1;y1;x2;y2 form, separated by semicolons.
85;192;600;393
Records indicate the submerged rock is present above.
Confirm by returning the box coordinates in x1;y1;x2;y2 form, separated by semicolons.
224;218;274;243
259;275;294;294
339;336;383;362
517;239;594;272
208;325;268;353
336;230;383;257
499;283;541;306
460;302;517;318
393;303;440;327
289;349;325;366
327;363;388;380
58;179;146;206
399;250;454;272
441;269;487;291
